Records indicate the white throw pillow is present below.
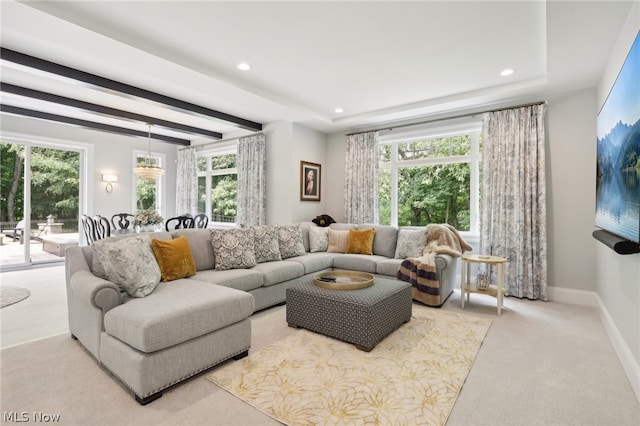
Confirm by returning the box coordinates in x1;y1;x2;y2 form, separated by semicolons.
92;236;161;298
309;226;329;252
394;229;428;259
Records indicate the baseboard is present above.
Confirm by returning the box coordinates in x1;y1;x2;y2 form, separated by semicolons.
547;286;598;306
594;294;640;403
549;286;640;402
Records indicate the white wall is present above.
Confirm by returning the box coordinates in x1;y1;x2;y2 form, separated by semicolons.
546;89;599;292
595;0;640;399
263;121;327;224
324;132;348;221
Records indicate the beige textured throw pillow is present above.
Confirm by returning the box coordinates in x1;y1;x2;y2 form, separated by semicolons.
327;228;349;253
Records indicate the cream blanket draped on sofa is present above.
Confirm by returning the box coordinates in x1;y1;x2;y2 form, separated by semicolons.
397;224;472;306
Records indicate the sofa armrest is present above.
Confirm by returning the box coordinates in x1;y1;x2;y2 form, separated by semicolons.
70;270;122;314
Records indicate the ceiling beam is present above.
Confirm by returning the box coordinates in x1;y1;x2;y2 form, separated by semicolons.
0;104;191;146
1;47;263;132
1;82;223;139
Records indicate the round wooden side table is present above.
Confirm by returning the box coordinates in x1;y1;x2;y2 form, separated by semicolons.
460;254;508;315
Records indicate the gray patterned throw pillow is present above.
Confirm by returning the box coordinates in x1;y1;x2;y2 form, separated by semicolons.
210;228;257;270
394;228;428;259
309;226;329;252
252;225;282;263
92;236;161;298
276;224;306;259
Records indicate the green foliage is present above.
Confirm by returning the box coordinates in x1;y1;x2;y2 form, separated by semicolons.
1;143;80;225
136;178;157;210
211;175;237;217
379;135;472;230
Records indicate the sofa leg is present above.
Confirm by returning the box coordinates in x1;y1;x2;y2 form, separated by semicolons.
233;350;249;360
136;391;162;405
70;334;78;340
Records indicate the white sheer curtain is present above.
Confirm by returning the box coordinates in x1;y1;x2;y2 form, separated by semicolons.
175;146;198;217
236;133;266;226
344;131;379;224
480;104;547;300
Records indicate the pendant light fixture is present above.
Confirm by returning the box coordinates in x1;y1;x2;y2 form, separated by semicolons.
134;123;165;181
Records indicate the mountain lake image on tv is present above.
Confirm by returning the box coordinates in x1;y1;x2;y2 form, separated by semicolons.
596;31;640;244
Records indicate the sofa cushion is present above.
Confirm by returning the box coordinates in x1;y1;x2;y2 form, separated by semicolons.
376;258;404;277
359;224;399;258
346;228;376;255
309;226;329;252
151;236;196;282
276;224;306;259
251;225;282;263
287;253;335;274
332;254;387;274
171;229;215;271
327;228;349;253
192;268;264;292
103;280;254;353
394;228;428;258
251;261;304;287
210;228;257;270
92;235;161;298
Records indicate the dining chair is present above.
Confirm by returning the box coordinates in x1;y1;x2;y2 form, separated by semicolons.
81;214;98;245
165;215;194;231
94;215;111;240
111;213;135;231
193;213;209;229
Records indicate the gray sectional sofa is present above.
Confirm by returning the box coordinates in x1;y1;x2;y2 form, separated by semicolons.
64;222;458;404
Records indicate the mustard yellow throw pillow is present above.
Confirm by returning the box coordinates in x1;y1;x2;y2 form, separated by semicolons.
151;236;196;282
346;228;376;255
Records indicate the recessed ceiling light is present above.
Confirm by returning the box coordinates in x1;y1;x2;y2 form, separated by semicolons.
237;62;251;71
334;107;344;114
500;68;515;77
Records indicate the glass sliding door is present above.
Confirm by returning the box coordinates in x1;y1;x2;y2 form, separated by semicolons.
0;142;81;269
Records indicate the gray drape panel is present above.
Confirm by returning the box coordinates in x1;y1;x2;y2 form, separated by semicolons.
344;131;379;224
175;147;198;217
480;104;547;300
236;134;266;226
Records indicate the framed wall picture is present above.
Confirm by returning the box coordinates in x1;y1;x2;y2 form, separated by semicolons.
300;161;321;201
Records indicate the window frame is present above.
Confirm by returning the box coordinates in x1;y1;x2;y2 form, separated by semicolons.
196;142;238;226
378;122;481;236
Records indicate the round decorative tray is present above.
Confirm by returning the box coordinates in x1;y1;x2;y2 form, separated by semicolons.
313;270;375;290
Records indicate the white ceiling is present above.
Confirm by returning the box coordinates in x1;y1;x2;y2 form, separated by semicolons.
0;0;634;141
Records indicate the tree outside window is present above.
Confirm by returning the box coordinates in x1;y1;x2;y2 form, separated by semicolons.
378;129;481;233
197;152;237;224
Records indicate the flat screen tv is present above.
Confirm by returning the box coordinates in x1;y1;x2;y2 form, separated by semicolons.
596;30;640;244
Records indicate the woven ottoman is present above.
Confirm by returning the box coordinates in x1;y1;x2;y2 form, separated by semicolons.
286;276;412;351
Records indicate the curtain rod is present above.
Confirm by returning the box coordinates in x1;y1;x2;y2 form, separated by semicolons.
346;101;546;136
178;131;264;151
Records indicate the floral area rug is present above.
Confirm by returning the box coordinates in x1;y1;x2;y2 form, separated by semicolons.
207;307;492;425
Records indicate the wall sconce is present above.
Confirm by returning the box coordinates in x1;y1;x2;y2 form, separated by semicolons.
102;174;118;193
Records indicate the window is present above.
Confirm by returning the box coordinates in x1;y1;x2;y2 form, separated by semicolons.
133;150;164;214
378;123;481;233
197;149;237;225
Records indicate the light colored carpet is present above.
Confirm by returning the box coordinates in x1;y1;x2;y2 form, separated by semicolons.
208;308;492;425
0;286;31;308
